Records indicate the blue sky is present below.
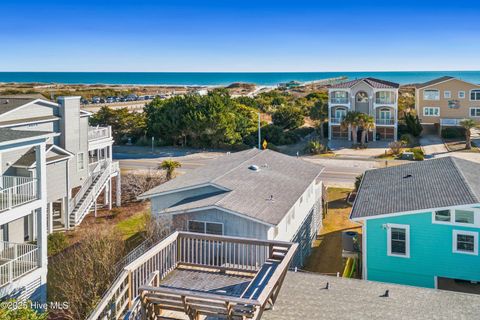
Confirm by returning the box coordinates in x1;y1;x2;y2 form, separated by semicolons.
1;0;479;72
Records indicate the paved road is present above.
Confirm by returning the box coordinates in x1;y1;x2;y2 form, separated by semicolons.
115;147;379;188
419;135;448;157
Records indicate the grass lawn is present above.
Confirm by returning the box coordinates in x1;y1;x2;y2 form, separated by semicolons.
115;211;148;240
444;139;480;153
303;187;361;276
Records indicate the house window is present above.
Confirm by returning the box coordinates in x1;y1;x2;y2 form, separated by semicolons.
453;230;478;255
470;90;480;101
375;91;395;104
379;108;392;119
423;90;440;100
387;224;410;258
458;91;466;99
434;210;451;222
454;210;474;224
444;91;451;99
77;152;85;171
423;107;440;116
188;220;223;235
334;108;347;121
470;108;480;117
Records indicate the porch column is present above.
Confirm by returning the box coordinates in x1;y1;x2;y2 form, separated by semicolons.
348;125;352;141
328;124;331;140
115;172;122;207
35;143;47;268
108;179;112;210
48;202;53;234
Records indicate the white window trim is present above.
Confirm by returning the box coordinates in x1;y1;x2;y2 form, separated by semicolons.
432;209;477;227
458;91;466;99
470;89;480;101
444;91;451;99
452;230;478;255
423;107;440;117
387;224;410;258
423;89;440;101
187;220;224;235
469;107;480;117
77;152;85;171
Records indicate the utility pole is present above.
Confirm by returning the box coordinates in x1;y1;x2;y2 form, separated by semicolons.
151;136;155;153
258;112;261;149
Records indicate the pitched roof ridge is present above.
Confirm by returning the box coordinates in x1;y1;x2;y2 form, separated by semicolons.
449;157;480;202
211;148;261;185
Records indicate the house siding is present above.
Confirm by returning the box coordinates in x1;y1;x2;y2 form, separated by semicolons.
366;210;480;288
46;161;68;202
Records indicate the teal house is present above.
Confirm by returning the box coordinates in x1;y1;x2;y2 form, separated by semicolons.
351;157;480;292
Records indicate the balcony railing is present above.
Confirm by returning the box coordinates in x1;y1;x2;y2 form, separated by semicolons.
0;241;39;287
375;99;395;104
88;126;112;141
330;117;344;124
330;98;349;104
0;176;37;212
376;118;395;125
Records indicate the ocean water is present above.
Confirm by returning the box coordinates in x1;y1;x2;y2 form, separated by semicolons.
1;71;480;86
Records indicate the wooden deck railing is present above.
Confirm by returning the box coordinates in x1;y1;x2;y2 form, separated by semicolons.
87;232;297;320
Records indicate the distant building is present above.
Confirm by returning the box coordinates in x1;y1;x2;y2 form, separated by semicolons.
140;148;325;267
0;95;120;302
415;76;480;133
328;77;400;141
351;157;480;293
278;80;302;89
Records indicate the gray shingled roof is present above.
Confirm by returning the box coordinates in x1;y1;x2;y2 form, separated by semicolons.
13;144;72;168
330;77;399;89
141;149;323;225
414;76;455;89
0;95;52;116
263;272;480;320
351;157;480;219
0;128;53;144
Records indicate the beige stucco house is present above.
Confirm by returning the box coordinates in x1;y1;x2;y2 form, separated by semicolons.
415;76;480;131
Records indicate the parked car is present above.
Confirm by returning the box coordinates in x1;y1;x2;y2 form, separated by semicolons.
92;96;101;103
126;94;138;101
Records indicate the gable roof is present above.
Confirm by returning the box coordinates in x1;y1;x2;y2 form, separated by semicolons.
330;77;399;89
0;128;53;146
12;144;73;168
350;157;480;220
414;76;455;89
141;149;324;225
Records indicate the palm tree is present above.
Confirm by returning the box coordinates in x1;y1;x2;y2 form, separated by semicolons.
310;100;328;140
358;114;376;145
460;119;477;150
159;159;182;180
341;111;361;144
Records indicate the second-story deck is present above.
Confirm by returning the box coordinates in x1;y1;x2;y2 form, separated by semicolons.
0;241;39;287
0;176;37;213
88;232;298;320
88;126;113;142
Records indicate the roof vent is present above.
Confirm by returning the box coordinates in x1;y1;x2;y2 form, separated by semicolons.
403;174;413;179
248;165;260;172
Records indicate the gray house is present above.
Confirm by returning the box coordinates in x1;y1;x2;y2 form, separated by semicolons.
140;149;325;266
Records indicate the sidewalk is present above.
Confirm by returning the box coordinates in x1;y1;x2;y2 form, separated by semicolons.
419;135;448;157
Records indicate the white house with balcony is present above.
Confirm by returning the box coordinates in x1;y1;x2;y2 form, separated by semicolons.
0;128;51;302
0;95;121;232
328;77;400;142
0;94;122;302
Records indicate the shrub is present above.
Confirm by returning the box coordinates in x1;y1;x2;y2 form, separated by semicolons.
412;147;425;161
441;127;466;139
0;300;47;320
271;105;304;130
400;134;415;147
304;140;325;155
48;232;69;256
403;112;423;137
355;174;363;191
388;141;405;155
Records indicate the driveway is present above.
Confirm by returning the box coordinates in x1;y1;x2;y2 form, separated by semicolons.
419;135;448;158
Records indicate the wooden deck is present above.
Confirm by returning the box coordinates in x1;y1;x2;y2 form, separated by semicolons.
159;266;252;297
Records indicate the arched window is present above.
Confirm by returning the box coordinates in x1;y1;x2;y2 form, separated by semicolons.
379;108;392;120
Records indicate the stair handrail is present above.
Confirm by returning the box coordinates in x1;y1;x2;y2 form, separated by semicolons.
69;161;106;213
72;160;112;225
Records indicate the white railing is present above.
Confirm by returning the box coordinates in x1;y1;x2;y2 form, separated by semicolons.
376;118;395;125
88;126;112;141
0;177;37;212
330;117;344;124
0;241;39;287
375;99;395;104
330;98;349;104
440;118;465;126
70;160;113;226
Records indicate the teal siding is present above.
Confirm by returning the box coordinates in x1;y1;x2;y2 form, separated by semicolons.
366;211;480;288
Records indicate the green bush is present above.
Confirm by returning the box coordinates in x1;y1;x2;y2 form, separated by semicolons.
0;300;47;320
48;232;69;256
400;134;416;147
441;127;466;139
304;140;325;155
412;147;425;161
403;112;423;137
